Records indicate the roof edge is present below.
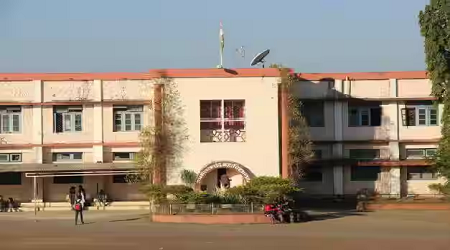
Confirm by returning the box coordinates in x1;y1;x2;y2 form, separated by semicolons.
296;71;427;81
0;68;283;81
0;69;429;81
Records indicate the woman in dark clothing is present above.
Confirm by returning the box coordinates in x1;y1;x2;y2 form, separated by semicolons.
0;195;5;212
78;185;86;197
69;186;76;209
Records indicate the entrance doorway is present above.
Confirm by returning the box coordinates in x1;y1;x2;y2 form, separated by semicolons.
217;168;227;188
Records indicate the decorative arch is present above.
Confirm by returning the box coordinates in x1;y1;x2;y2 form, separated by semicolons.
195;161;254;186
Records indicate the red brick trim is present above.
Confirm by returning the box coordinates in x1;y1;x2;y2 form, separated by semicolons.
0;68;281;81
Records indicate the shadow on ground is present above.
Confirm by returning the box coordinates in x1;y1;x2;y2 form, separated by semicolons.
109;217;144;223
308;211;366;222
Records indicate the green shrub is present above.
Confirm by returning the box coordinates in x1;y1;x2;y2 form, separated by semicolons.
227;176;301;204
175;192;222;204
140;184;167;203
164;185;193;195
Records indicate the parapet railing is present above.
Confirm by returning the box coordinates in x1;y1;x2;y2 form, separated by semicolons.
152;203;265;215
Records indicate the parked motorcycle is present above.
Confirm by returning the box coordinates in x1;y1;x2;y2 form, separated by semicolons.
265;202;310;224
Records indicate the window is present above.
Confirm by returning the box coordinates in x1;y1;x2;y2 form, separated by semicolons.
113;105;143;132
0;106;21;134
200;100;245;142
407;167;438;180
349;149;380;160
0;153;22;163
53;152;83;162
351;166;381;181
348;105;381;127
312;150;322;159
405;148;437;159
113;152;136;161
402;102;438;126
53;176;84;184
301;101;325;127
113;175;128;183
53;106;83;133
301;167;323;182
0;172;21;185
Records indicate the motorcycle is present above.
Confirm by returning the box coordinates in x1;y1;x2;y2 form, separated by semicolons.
265;202;312;224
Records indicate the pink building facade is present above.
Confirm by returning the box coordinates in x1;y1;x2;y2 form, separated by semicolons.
0;69;445;204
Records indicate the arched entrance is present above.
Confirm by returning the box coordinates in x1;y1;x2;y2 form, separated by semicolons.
195;161;254;192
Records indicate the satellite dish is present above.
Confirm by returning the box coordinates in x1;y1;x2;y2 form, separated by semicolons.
250;49;270;68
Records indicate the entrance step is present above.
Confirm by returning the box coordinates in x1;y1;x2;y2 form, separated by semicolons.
19;201;150;212
21;202;70;208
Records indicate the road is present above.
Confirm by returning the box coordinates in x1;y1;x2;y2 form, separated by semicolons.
0;210;449;250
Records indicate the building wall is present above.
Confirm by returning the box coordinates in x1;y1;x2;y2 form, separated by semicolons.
0;70;446;201
0;71;282;202
174;77;280;184
295;75;446;196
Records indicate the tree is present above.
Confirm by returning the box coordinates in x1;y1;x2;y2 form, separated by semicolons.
419;1;450;195
127;71;188;212
270;64;314;182
180;169;197;188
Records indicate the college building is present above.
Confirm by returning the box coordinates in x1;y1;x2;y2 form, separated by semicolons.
0;69;445;203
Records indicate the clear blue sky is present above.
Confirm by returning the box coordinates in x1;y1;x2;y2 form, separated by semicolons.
0;0;430;73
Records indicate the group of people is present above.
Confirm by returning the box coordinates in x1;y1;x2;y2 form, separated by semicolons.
0;196;18;212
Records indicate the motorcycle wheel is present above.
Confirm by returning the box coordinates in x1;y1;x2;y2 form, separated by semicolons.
289;213;295;223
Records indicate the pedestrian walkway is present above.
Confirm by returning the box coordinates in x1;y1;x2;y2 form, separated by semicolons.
0;210;148;221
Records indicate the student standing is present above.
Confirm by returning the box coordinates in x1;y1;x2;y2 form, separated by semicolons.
74;191;85;225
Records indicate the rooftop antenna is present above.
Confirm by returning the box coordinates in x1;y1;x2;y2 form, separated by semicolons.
250;49;270;68
234;46;246;68
236;46;245;58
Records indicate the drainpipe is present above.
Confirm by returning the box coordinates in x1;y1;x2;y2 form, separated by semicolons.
153;83;165;185
280;77;290;179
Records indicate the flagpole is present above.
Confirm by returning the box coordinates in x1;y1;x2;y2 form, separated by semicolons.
219;21;224;68
220;49;223;68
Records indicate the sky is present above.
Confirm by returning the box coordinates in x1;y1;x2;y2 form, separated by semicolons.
0;0;431;73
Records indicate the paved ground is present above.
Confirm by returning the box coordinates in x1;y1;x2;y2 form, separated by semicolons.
1;210;449;250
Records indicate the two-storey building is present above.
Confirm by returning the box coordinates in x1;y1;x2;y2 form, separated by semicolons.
0;68;446;203
294;71;446;197
0;69;281;202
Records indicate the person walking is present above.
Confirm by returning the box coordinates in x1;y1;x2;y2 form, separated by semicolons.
74;190;85;225
69;186;76;209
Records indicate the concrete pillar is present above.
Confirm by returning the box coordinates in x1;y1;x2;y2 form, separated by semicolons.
333;165;344;195
30;176;44;202
389;79;401;197
32;80;43;163
389;166;401;197
332;79;345;195
92;80;104;163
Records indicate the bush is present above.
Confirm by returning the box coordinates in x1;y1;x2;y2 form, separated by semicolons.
175;192;221;204
141;177;300;205
227;176;301;204
140;184;167;203
429;183;450;195
164;185;193;195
